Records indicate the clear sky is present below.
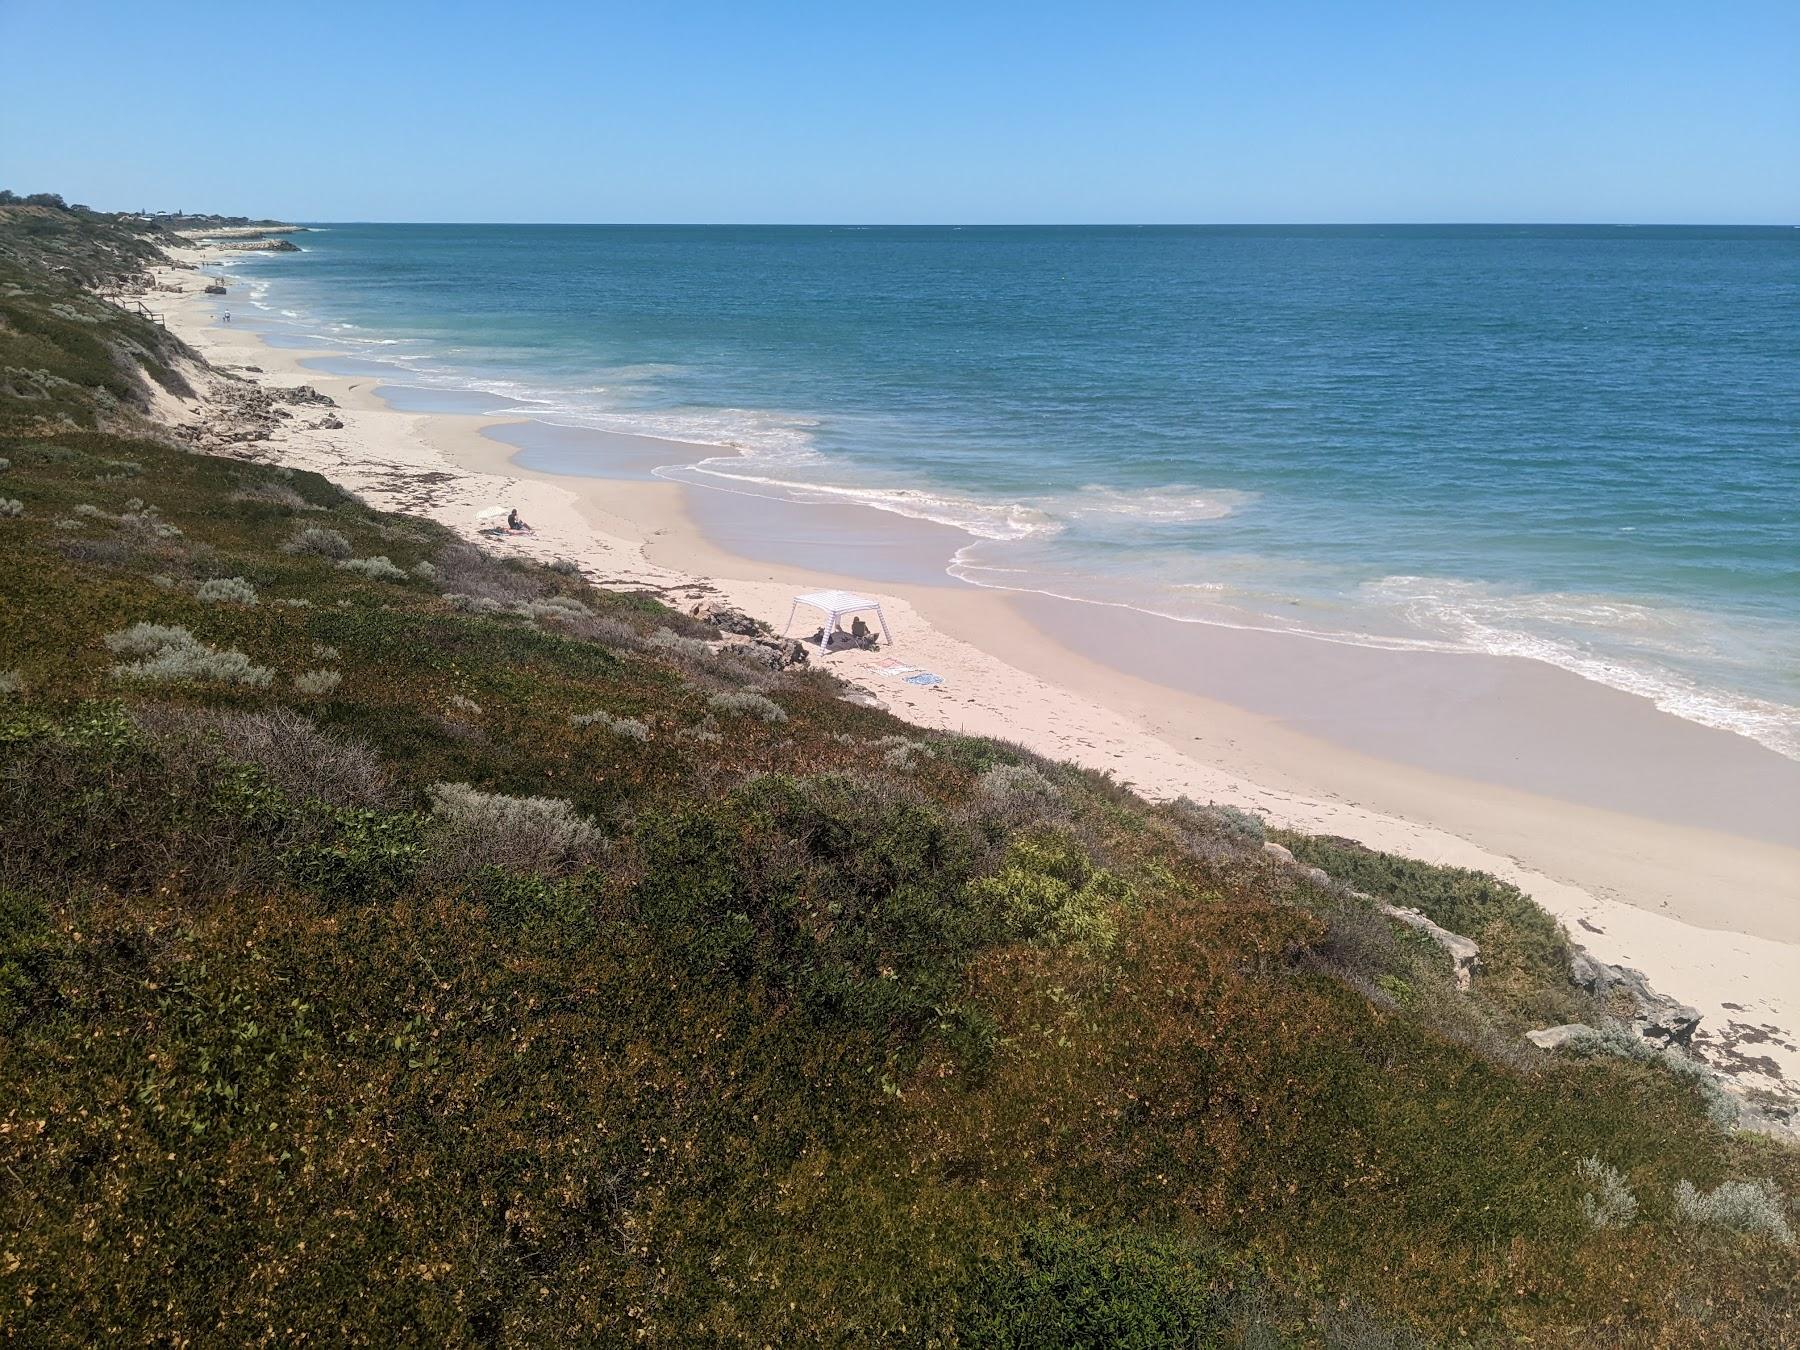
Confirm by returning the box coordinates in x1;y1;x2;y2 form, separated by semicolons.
4;0;1795;223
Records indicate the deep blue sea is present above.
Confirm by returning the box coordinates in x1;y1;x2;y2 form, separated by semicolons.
222;225;1800;758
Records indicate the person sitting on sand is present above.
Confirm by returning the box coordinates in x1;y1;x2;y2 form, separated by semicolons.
507;507;532;533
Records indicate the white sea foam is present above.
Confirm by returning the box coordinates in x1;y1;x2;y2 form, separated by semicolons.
946;552;1800;760
1044;483;1256;523
658;456;1058;541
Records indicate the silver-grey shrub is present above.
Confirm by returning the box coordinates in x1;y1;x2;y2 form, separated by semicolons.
104;621;195;657
1576;1157;1638;1230
878;735;930;769
648;628;714;661
338;555;408;583
0;670;22;697
0;498;23;518
570;709;650;741
294;669;342;695
517;596;592;624
975;762;1065;829
410;560;438;581
104;622;273;688
1672;1178;1794;1246
231;482;313;510
424;782;606;880
118;503;180;538
706;689;786;723
1171;797;1267;843
444;593;509;615
132;705;391;809
196;576;259;606
285;525;352;559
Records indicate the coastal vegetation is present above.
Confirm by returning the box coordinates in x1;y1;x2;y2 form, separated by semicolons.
1;198;1796;1345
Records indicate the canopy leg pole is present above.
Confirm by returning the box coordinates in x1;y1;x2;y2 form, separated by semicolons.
780;601;798;640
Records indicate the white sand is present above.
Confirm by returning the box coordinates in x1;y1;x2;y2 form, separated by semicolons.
131;241;1800;1106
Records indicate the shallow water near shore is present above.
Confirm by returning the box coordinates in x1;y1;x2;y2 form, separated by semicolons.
222;224;1800;758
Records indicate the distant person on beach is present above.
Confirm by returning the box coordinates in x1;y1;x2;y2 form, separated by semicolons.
507;507;531;533
222;311;230;323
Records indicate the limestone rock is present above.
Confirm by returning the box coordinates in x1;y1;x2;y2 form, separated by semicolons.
1527;1024;1596;1051
1261;841;1295;864
1380;903;1483;990
689;598;771;638
1568;951;1702;1047
273;384;335;407
735;636;809;670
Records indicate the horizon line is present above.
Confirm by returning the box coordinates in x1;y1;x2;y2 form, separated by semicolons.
262;218;1799;230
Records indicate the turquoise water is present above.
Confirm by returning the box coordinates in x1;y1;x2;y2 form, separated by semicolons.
222;225;1800;757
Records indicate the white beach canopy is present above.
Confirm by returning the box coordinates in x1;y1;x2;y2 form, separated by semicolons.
474;506;510;523
781;589;893;656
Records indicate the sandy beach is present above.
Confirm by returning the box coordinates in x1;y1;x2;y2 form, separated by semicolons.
135;238;1800;1105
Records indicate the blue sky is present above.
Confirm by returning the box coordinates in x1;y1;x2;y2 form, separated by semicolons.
4;1;1795;222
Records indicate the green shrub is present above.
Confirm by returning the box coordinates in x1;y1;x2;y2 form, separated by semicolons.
965;833;1131;951
281;806;426;904
953;1220;1227;1348
1556;1026;1740;1130
1279;834;1583;1026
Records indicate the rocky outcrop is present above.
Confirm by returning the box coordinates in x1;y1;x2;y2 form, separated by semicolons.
1568;950;1702;1048
273;384;335;408
688;598;771;638
186;377;283;447
1379;902;1483;990
734;635;810;670
1526;1024;1596;1051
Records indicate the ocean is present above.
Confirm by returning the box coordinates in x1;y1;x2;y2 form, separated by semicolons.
219;224;1800;759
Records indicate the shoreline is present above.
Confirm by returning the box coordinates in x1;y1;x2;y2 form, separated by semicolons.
138;238;1800;1102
